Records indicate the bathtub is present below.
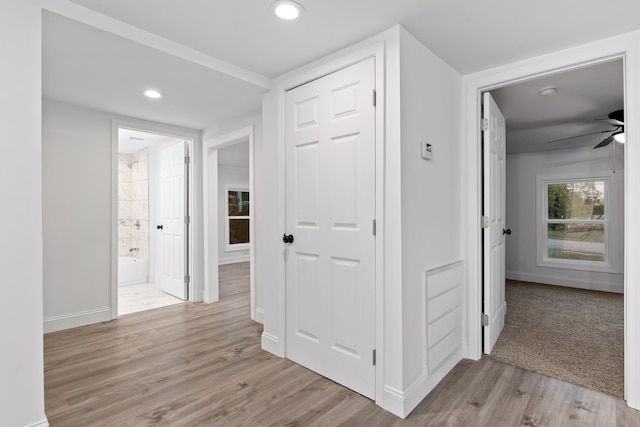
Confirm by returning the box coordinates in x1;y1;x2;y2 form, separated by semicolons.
118;256;148;286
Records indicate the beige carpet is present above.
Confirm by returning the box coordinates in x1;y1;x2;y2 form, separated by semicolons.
489;280;624;397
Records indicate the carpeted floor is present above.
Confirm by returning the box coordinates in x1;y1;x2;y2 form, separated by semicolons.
489;280;624;397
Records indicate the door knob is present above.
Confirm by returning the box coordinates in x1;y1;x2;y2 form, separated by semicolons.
282;234;294;244
157;225;163;230
503;228;511;235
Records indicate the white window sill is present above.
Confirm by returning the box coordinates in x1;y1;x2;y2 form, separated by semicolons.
537;258;620;274
226;243;250;252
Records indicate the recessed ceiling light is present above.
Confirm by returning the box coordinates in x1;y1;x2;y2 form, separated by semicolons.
144;89;163;99
539;87;558;96
271;1;305;20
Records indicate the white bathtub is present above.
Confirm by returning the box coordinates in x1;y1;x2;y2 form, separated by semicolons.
118;256;148;286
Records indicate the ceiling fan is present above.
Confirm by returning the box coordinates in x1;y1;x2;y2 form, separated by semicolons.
548;109;625;149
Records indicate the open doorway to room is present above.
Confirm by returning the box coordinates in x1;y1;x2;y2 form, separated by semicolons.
481;58;625;397
203;126;256;320
116;127;194;316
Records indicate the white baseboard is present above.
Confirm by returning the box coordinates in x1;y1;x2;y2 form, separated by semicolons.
381;385;405;418
218;255;250;265
506;270;623;293
383;349;463;418
44;307;111;333
254;307;264;324
261;332;283;357
26;419;49;427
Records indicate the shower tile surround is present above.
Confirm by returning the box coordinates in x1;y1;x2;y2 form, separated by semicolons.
118;149;149;264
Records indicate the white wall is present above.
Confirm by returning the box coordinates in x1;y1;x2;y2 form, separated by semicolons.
505;145;624;293
398;27;464;410
218;165;250;264
1;2;48;426
43;100;114;332
43;100;202;331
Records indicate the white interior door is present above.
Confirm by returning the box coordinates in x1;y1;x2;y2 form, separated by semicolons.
284;58;376;399
483;92;507;353
157;141;188;300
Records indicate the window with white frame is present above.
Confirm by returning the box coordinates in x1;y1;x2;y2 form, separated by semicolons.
537;175;611;270
226;187;250;250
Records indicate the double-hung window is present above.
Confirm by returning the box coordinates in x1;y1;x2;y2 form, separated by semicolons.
226;187;250;251
537;175;612;271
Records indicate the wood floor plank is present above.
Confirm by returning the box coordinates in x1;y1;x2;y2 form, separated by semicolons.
44;262;640;426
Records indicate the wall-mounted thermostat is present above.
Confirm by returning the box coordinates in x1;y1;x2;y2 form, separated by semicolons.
421;142;433;160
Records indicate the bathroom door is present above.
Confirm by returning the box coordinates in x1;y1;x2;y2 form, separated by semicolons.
157;140;189;300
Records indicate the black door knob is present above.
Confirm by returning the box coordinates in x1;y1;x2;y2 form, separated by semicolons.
157;225;163;230
282;234;294;244
503;228;511;235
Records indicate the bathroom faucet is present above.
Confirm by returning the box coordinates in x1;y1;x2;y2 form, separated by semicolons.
129;248;139;253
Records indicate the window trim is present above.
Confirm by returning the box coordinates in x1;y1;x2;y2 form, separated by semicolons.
225;185;250;252
536;172;617;273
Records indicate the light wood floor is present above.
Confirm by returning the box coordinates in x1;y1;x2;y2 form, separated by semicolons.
45;262;640;426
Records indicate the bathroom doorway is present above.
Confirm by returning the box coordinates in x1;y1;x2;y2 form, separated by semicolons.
116;127;192;315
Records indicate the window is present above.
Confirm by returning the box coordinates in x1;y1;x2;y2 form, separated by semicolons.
227;188;250;250
537;175;612;271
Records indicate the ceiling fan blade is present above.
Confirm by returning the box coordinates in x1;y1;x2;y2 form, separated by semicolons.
594;135;614;149
597;118;624;126
548;129;613;144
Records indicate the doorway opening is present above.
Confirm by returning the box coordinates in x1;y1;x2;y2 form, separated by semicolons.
115;126;195;316
480;58;625;397
203;126;256;319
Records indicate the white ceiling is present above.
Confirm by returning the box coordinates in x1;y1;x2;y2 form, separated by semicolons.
67;0;640;77
491;60;624;154
43;1;639;144
42;12;267;130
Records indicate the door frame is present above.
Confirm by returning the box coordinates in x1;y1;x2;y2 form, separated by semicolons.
110;118;202;319
263;41;386;404
463;33;640;408
202;126;257;320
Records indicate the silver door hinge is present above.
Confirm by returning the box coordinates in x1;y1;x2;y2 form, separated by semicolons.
373;219;377;236
482;118;489;131
373;349;377;366
184;275;191;284
185;215;191;224
481;216;489;228
372;89;377;107
185;156;191;164
482;314;489;326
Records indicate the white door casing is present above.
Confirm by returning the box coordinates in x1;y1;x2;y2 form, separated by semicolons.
483;92;507;353
157;140;188;300
284;57;376;399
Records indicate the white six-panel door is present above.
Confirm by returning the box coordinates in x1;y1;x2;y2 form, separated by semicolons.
284;58;376;399
483;92;507;353
157;141;188;300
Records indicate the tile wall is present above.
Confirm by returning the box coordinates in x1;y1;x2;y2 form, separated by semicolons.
118;148;149;261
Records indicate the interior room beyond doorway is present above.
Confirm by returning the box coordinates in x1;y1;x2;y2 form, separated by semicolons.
116;128;191;315
482;58;625;397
